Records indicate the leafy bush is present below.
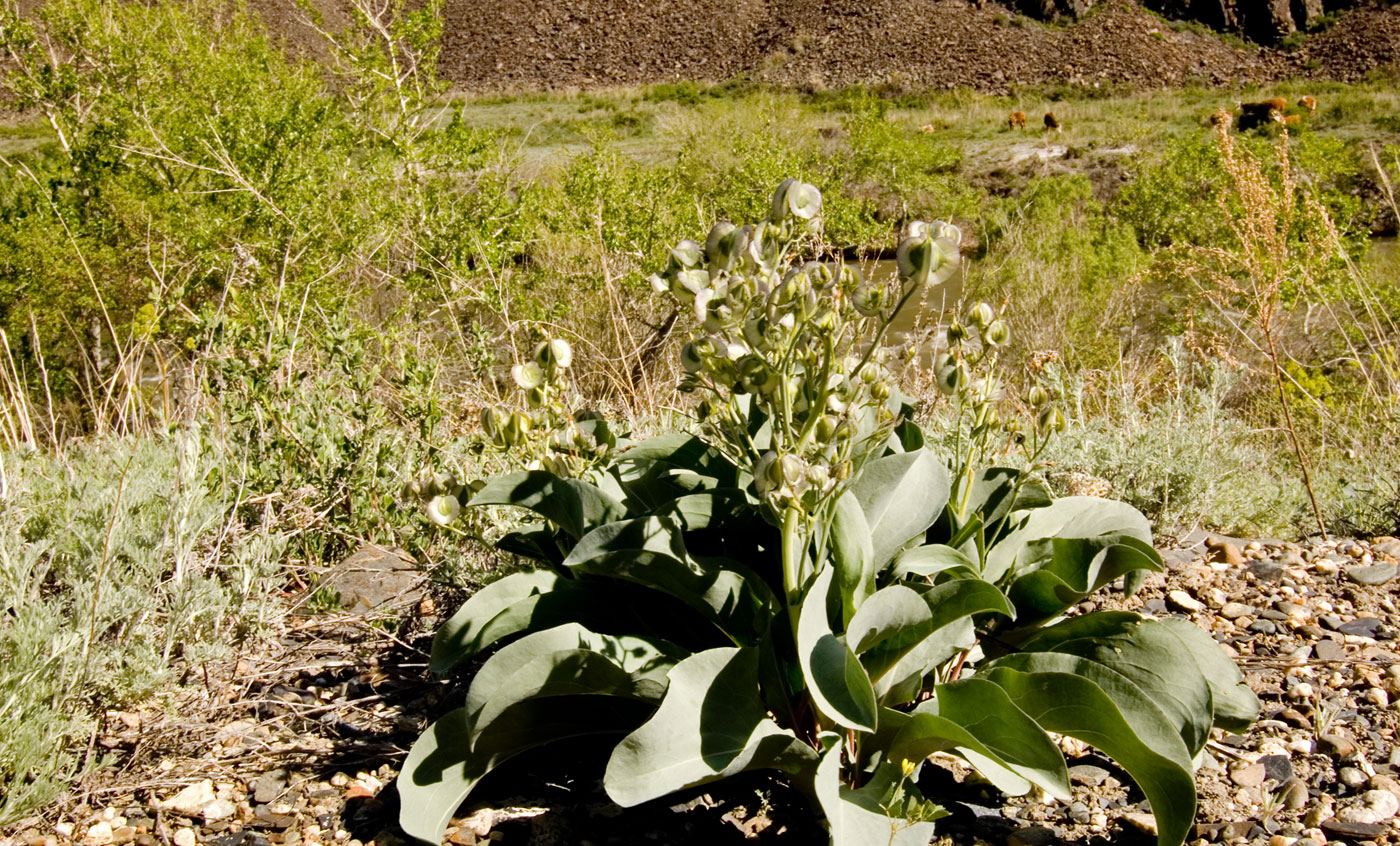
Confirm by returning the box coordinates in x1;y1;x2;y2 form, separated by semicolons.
396;183;1257;846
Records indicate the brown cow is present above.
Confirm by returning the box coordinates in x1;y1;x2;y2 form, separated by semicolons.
1044;111;1061;133
1282;114;1301;126
1008;110;1027;130
1238;100;1284;131
1299;95;1317;114
1262;97;1288;112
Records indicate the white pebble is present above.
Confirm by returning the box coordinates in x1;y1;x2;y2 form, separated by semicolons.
1289;682;1315;699
1366;688;1389;708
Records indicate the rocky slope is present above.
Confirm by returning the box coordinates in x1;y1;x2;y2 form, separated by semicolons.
417;0;1400;92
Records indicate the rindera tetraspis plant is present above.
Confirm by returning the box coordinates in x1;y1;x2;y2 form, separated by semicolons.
397;181;1259;846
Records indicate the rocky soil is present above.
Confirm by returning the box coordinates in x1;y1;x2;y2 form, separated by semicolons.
242;0;1400;93
2;534;1398;846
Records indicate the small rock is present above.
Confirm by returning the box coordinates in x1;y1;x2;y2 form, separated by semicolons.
156;780;217;818
1339;767;1368;789
1336;618;1382;638
1280;777;1309;810
1344;563;1397;586
1318;734;1358;759
1314;639;1347;662
1287;738;1315;755
1251;620;1278;635
1321;819;1387;840
1258;754;1292;783
1068;764;1111;786
1231;762;1267;787
1168;590;1205;613
1121;812;1157;836
1370;774;1400;800
86;822;114;845
202;799;236;823
1220;602;1252;619
252;770;289;805
1207;536;1245;566
172;831;196;846
1359;789;1399;820
1249;560;1286;582
1288;681;1314;699
1067;802;1091;824
1365;687;1389;708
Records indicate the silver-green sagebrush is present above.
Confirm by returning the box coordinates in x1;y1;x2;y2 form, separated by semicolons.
397;181;1258;846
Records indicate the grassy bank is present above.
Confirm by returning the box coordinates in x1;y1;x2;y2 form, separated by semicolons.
1;0;1399;826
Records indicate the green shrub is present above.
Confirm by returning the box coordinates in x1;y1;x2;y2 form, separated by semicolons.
396;183;1256;846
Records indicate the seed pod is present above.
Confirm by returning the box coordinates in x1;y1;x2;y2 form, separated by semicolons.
786;182;822;221
934;356;967;396
851;283;885;317
754;451;781;496
479;406;500;438
896;230;934;285
1027;385;1049;407
503;410;532;446
705;220;742;273
738;355;775;394
680;342;705;374
770;179;798;222
426;494;461;526
402;478;424;503
946;322;967;345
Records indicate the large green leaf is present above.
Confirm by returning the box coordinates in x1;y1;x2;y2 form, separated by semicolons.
1007;534;1161;624
869;576;1012;706
881;678;1069;800
798;568;879;732
850;450;950;568
983;497;1155;584
848;584;933;684
830;490;876;625
814;740;940;846
1156;617;1260;734
981;655;1197;846
613;434;741;509
1019;612;1215;755
399;696;651;846
562;515;777;643
603;647;814;806
464;624;681;731
469;470;627;540
430;571;598;672
889;544;977;581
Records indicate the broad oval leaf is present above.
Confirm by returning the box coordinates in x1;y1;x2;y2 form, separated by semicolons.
983;496;1155;584
981;654;1197;846
562;515;777;644
847;585;934;686
889;543;978;581
1156;617;1260;734
430;570;560;672
469;470;627;540
603;647;814;806
798;568;879;732
1019;612;1215;755
1007;534;1162;625
851;450;950;569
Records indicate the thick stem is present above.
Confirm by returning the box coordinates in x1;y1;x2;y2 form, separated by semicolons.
782;505;804;630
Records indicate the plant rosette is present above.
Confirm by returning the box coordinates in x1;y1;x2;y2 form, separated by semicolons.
397;181;1258;846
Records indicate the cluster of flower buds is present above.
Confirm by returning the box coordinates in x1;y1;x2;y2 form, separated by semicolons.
650;180;964;514
475;337;612;478
401;471;477;527
934;302;1065;466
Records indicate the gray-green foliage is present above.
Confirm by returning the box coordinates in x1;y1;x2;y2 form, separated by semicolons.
0;432;282;824
397;183;1257;846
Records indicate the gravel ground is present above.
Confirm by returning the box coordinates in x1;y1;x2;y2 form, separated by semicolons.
1;534;1397;846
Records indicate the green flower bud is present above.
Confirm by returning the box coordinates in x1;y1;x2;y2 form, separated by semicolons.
754;451;780;496
738;355;775;394
1037;406;1066;434
947;322;967;344
896;230;933;284
426;494;461;526
984;319;1008;346
969;302;995;329
770;179;797;222
1027;385;1049;407
706;220;743;273
401;478;424;503
670;239;703;269
680;342;705;374
512;361;544;390
535;338;573;370
479;406;500;439
503;409;532;446
934;355;968;396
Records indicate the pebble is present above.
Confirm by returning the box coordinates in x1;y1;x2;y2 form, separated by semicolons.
1280;777;1310;810
202;799;237;822
1169;589;1205;613
1359;788;1399;820
1230;763;1267;787
1364;687;1388;708
1121;812;1158;836
1258;754;1292;783
156;781;217;818
1068;764;1111;786
1208;536;1245;567
1318;734;1358;759
1338;767;1368;789
1313;639;1346;661
172;831;196;846
1344;563;1397;586
1249;560;1286;582
1220;602;1252;619
1321;819;1387;840
86;822;114;845
1336;617;1382;638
